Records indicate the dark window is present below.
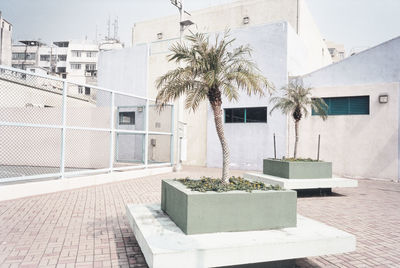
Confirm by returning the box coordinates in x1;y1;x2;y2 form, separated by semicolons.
40;55;50;61
225;107;267;123
58;55;67;61
312;96;369;116
119;112;135;125
246;107;267;123
84;87;91;95
57;67;66;73
225;108;245;123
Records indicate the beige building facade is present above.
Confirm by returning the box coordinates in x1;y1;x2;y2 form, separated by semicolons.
297;36;400;181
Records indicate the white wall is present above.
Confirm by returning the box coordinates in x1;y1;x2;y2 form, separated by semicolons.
297;0;332;72
0;77;113;169
297;36;400;181
207;22;300;171
289;83;400;181
97;45;148;97
132;0;331;73
302;36;400;87
133;0;298;45
0;17;12;66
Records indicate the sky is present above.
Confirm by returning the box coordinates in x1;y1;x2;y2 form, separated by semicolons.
1;0;400;54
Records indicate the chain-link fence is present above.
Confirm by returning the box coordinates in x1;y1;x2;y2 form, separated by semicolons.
0;65;174;183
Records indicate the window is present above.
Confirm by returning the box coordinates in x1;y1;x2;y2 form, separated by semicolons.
12;53;25;60
312;96;369;116
84;87;91;95
78;86;83;94
86;51;97;57
85;64;96;71
57;67;66;73
12;64;23;69
119;112;135;125
71;50;81;57
40;55;50;61
70;63;81;69
12;52;35;60
225;107;267;123
58;55;67;61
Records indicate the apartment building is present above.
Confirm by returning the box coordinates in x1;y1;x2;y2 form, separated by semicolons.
325;40;346;63
0;12;12;66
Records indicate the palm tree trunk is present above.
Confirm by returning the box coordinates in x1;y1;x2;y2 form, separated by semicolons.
294;120;299;159
210;103;230;183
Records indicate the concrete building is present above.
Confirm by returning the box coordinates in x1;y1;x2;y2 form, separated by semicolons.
325;40;345;63
0;12;12;66
296;36;400;181
11;41;43;70
98;0;332;171
133;0;332;73
65;40;99;86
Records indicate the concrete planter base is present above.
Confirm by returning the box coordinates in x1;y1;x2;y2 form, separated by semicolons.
161;179;297;235
244;172;358;190
263;159;332;179
126;204;356;268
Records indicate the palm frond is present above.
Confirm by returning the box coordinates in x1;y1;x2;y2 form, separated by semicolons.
269;81;328;121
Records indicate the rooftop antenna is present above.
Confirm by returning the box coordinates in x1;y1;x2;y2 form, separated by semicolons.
95;25;98;43
107;15;111;40
113;17;119;41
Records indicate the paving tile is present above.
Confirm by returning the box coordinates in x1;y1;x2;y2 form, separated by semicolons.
0;167;399;267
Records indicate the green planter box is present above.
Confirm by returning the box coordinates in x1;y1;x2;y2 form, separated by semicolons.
161;179;297;235
263;159;332;179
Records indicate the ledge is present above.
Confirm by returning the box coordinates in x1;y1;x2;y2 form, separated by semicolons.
126;204;356;268
244;172;358;190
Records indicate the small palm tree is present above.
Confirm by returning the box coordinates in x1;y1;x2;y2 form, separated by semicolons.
156;32;271;182
270;82;328;159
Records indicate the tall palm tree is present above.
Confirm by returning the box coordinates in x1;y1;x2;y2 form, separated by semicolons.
270;82;328;159
156;32;271;182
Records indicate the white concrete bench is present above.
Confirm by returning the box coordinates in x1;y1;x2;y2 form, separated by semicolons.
126;204;356;268
244;172;358;190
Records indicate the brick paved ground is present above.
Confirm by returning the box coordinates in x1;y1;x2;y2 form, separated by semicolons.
0;166;399;268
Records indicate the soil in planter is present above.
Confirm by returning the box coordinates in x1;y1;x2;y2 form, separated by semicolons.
177;176;281;192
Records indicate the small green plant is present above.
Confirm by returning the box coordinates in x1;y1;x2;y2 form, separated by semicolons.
176;176;282;192
283;158;321;162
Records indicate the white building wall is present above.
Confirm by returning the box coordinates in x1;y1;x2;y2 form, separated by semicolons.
97;45;148;97
132;0;331;73
297;0;332;72
302;36;400;87
297;36;400;181
0;16;12;66
289;83;400;181
207;22;299;171
0;77;111;169
97;45;173;164
66;41;99;86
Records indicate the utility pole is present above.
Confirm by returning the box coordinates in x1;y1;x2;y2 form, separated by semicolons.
170;0;193;171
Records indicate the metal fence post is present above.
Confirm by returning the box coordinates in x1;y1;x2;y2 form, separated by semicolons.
144;99;149;168
109;92;115;172
60;80;67;178
170;105;175;166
